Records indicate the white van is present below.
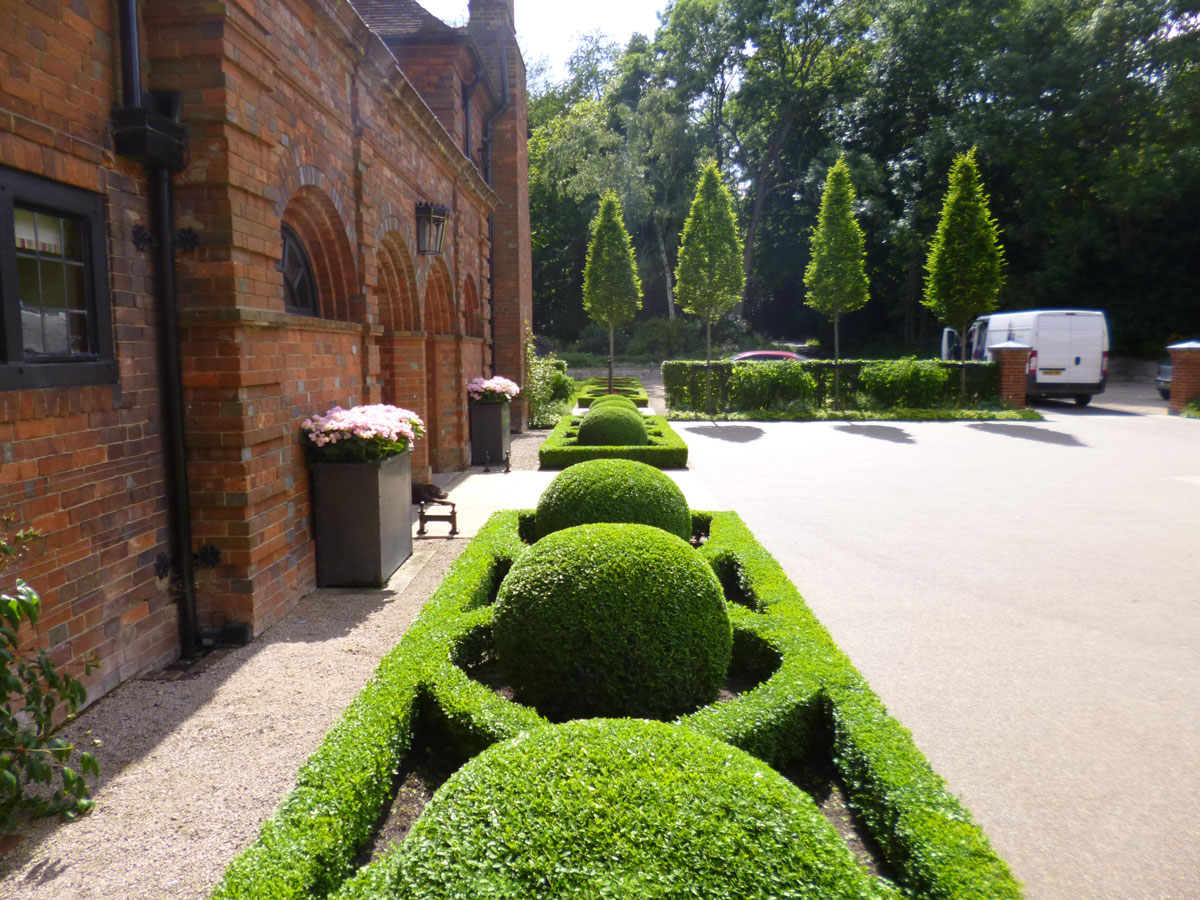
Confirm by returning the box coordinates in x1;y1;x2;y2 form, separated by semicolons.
941;309;1109;406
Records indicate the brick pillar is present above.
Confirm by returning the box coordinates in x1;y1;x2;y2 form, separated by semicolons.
991;342;1032;408
1167;341;1200;415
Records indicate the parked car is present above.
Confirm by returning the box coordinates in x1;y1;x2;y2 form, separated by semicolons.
1156;362;1172;400
728;350;804;362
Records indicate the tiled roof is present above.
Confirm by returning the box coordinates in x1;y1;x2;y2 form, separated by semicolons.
349;0;457;39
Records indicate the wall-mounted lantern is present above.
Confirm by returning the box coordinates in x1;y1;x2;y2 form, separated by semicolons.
416;201;449;255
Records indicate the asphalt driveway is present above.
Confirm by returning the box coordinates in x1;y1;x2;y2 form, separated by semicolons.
674;396;1198;900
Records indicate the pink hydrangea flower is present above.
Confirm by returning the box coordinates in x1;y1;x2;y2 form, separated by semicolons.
300;404;425;463
467;375;520;404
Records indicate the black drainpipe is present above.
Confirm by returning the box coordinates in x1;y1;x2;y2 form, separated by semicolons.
482;45;509;375
113;0;199;658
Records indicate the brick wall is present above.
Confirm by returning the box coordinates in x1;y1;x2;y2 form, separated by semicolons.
1;0;527;702
1167;345;1200;415
0;2;178;696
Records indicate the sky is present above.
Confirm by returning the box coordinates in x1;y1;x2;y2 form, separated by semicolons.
417;0;670;82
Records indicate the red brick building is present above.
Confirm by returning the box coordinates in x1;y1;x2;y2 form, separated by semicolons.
0;0;532;700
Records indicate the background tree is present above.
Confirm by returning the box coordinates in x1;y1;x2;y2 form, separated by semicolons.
922;149;1005;400
583;193;643;391
675;161;745;409
804;156;869;406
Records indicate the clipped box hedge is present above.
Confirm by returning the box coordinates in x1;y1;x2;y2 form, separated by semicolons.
538;412;689;469
211;509;1021;900
574;376;650;408
662;359;1000;412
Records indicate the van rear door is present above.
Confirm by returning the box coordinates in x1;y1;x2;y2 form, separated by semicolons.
1034;314;1072;387
1069;315;1105;384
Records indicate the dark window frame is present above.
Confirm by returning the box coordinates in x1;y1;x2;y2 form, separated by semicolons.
0;166;116;390
280;224;319;317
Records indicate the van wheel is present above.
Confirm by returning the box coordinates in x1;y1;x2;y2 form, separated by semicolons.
1074;394;1092;407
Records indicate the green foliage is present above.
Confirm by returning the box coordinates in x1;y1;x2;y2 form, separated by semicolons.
860;358;949;408
1183;400;1200;419
804;156;870;361
576;405;649;446
535;459;692;540
582;193;643;388
493;524;731;721
0;517;98;831
675;161;745;365
524;330;575;428
538;414;690;469
729;361;819;411
574;376;650;408
360;719;891;900
586;394;639;412
922;149;1005;338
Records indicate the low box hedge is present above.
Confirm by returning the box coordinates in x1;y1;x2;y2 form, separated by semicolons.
538;413;689;469
211;510;1021;900
662;359;1000;413
574;376;650;408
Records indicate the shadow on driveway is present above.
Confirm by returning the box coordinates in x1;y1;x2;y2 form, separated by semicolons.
968;422;1087;446
684;423;765;443
834;424;915;444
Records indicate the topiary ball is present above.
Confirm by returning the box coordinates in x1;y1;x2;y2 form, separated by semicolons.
577;404;647;446
493;523;730;721
390;719;883;900
587;394;640;412
535;458;691;540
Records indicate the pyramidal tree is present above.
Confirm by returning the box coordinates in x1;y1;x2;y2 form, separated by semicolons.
582;192;643;393
675;161;744;411
804;155;869;407
922;148;1006;402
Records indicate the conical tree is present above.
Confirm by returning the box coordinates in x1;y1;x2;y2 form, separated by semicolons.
675;161;744;412
582;192;643;392
922;148;1006;402
804;156;869;407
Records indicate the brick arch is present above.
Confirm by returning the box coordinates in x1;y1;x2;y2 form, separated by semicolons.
424;256;456;336
463;275;483;338
377;232;420;332
424;256;462;471
280;185;358;321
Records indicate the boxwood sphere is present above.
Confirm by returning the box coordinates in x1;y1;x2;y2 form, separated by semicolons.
494;523;730;721
587;394;639;411
535;458;691;540
392;719;882;900
577;404;648;446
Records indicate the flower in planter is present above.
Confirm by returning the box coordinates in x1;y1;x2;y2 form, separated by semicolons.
467;375;520;405
301;404;425;463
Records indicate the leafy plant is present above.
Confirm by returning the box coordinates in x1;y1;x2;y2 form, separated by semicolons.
524;330;574;429
0;516;99;830
922;149;1006;400
582;192;643;392
860;358;949;408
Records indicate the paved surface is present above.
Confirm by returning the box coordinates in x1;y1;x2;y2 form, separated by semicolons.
673;380;1198;900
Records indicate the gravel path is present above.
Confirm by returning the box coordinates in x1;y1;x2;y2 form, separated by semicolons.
0;372;663;900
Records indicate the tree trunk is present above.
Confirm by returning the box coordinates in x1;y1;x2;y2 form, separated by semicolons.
833;315;841;411
608;323;615;394
705;319;713;416
960;318;969;405
656;224;675;320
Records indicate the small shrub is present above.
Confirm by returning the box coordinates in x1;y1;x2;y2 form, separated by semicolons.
860;358;949;408
535;458;691;540
728;360;818;410
525;331;575;428
576;405;648;446
586;394;640;412
0;517;99;830
538;414;689;469
371;719;888;900
493;523;731;721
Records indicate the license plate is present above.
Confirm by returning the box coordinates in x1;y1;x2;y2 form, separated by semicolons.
1040;368;1064;375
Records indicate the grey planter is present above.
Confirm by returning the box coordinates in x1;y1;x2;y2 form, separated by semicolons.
470;401;511;465
309;451;412;587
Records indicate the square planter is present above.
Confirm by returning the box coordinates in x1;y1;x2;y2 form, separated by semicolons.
309;451;412;587
470;401;511;466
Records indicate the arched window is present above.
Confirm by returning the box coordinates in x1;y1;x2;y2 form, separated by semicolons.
280;224;318;316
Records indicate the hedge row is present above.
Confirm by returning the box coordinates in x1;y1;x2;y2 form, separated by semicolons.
538;413;689;469
574;376;650;408
212;509;1021;900
663;359;1000;412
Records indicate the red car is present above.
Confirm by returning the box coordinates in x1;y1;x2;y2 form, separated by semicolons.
728;350;804;362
